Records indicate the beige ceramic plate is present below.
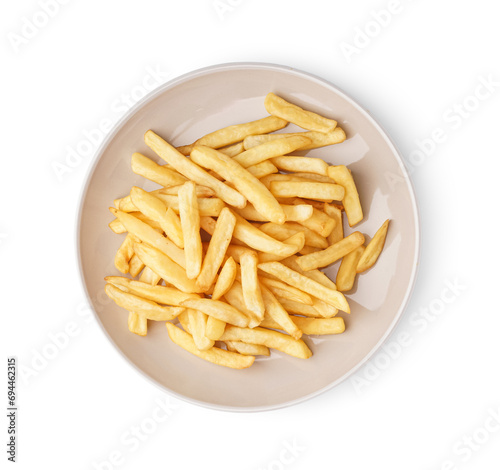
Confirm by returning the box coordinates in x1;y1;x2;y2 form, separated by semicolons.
77;63;419;411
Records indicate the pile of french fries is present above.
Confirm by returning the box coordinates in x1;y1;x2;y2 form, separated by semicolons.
104;92;390;369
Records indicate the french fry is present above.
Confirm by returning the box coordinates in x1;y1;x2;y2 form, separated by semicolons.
240;251;265;320
218;141;245;157
158;185;216;197
271;156;329;176
260;285;302;340
105;284;184;321
134;243;198;294
131;152;187;187
145;130;246;208
114;233;137;274
245;160;278;179
223;280;261;328
274;297;329;318
233;135;311;168
290;172;337;184
324;203;344;245
104;276;199;305
310;297;338;318
178;181;203;279
259;173;317;189
299;246;321;255
166;323;255;369
176;116;288;155
180;299;249;328
187;309;214;351
264;92;337;133
205;316;226;341
128;254;145;278
233;203;313;223
220;326;312;359
130;187;185;248
196;207;236;292
109;212;163;233
357;219;390;273
111;208;186;269
154;193;225;217
336;245;365;291
296;231;365;271
270;181;345;202
211;256;237;301
243;127;346;150
258;222;328;249
191;145;285;224
127;267;160;336
257;232;305;262
327;165;363;227
261;316;345;335
279;255;338;290
257;262;350;312
259;277;313;305
225;341;270;356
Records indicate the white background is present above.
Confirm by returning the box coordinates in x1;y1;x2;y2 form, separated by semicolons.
2;1;500;469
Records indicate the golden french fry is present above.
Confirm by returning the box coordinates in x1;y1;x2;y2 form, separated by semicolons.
294;208;336;238
269;181;345;202
264;92;337;133
257;232;305;262
178;181;203;279
259;222;328;249
310;297;338;317
279;255;337;290
357;219;390;273
128;254;145;278
299;245;321;255
105;284;184;321
187;309;214;351
158;185;216;197
290;172;337;184
223;280;261;328
324;203;344;245
243;127;346;150
104;276;199;305
274;297;328;317
225;341;270;356
240;251;265;320
259;173;316;189
134;243;198;294
257;262;349;312
220;326;312;359
271;156;329;176
218;141;245;157
296;231;365;271
191;145;285;224
196;207;236;292
154;193;225;217
233;203;313;223
114;233;137;274
259;277;313;305
260;285;302;340
166;323;255;369
145;130;246;208
327;165;363;227
336;245;365;291
109;211;163;232
131;152;187;187
180;299;249;328
261;315;345;335
223;245;256;263
245;160;278;179
205;316;226;341
212;256;238;301
176;116;288;155
111;208;186;268
233;135;311;168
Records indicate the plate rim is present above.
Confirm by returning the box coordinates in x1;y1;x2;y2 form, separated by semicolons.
76;61;421;412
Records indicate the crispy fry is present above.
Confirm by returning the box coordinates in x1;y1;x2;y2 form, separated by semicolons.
225;341;270;356
131;152;187;187
178;181;203;279
274;297;328;317
261;315;345;335
128;254;145;277
205;316;226;341
145;130;246;208
166;323;254;369
259;277;313;305
324;203;344;245
240;251;265;320
257;262;349;312
114;233;137;274
280;255;337;290
211;256;238;301
220;326;312;359
337;245;365;291
243;127;346;150
105;284;184;321
218;141;245;157
188;309;214;351
158;185;215;197
176;116;288;155
134;243;198;294
264;92;337;133
357;219;390;273
233;203;313;223
257;232;305;262
299;246;321;255
245;160;278;179
196;207;236;292
271;156;329;176
296;231;365;271
270;181;345;202
327;165;363;227
223;280;261;328
181;299;249;328
233;136;311;168
258;222;328;249
191;145;285;224
154;193;225;217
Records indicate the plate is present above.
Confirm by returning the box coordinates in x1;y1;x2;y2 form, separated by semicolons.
77;63;420;411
